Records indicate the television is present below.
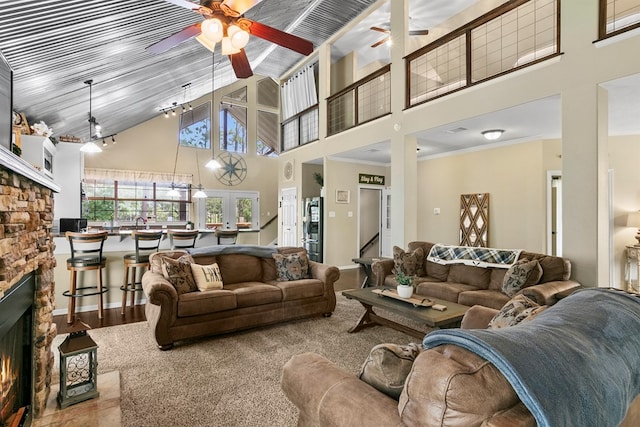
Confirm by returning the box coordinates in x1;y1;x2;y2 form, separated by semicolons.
0;50;12;153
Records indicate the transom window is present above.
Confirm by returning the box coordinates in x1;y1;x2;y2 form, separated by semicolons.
180;102;211;148
219;102;247;153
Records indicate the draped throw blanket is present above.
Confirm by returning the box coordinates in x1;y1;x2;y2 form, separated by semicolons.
427;243;521;268
423;288;640;427
188;245;278;259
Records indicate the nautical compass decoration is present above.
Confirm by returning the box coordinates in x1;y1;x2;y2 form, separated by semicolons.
215;152;247;186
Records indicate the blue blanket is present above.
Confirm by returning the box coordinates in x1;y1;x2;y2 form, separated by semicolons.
423;288;640;427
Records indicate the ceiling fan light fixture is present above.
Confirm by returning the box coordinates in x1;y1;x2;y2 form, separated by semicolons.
221;36;240;55
201;18;224;43
228;24;249;49
196;34;217;53
481;129;505;140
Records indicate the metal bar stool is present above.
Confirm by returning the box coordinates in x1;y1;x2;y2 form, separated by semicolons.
215;228;238;245
121;230;163;315
167;229;199;250
64;231;109;324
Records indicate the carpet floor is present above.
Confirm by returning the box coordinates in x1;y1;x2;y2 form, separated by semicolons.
51;293;430;427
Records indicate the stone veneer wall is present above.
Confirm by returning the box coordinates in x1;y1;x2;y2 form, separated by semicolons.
0;166;57;418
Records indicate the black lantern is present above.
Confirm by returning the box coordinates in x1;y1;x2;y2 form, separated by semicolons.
57;321;99;408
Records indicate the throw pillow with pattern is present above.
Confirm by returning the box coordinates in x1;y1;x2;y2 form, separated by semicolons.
190;262;224;291
272;251;310;281
488;294;547;329
501;258;543;297
161;255;197;294
393;246;425;277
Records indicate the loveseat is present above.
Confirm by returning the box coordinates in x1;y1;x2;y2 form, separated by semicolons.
372;241;580;309
141;245;339;349
282;289;640;426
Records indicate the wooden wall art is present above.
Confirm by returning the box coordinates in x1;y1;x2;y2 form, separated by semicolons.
460;193;489;247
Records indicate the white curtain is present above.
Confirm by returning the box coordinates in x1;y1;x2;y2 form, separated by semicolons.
84;168;193;184
281;64;318;120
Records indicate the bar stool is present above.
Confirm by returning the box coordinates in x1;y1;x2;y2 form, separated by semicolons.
64;231;109;324
121;230;163;315
215;228;238;245
167;229;199;250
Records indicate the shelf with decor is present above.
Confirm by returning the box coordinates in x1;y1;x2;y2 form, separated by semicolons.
20;134;56;178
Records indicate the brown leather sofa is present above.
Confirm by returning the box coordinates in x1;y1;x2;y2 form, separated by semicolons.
372;241;580;309
141;245;339;349
282;297;640;427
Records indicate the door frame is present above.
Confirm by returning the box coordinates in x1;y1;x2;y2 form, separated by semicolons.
357;185;383;258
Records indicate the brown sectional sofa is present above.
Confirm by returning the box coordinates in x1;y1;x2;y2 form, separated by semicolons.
372;241;581;309
141;245;339;349
282;289;640;427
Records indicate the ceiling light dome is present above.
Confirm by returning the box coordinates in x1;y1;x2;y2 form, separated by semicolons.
221;36;240;55
201;18;223;43
481;129;504;140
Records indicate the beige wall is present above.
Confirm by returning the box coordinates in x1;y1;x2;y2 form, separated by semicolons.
417;140;562;252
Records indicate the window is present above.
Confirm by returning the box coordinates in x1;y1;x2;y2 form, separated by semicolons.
257;110;279;157
180;102;210;148
197;190;259;230
83;179;191;223
219;102;247;153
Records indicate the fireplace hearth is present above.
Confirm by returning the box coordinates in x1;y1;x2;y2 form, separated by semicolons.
0;273;35;427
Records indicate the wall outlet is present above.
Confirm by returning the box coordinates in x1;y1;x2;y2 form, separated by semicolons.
434;208;441;215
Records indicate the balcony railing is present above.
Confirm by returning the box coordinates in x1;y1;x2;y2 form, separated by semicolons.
327;65;391;137
281;105;319;152
406;0;560;107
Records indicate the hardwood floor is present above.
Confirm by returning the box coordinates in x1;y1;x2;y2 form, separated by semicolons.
53;267;366;334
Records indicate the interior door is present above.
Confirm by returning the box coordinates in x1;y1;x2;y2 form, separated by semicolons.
280;187;297;246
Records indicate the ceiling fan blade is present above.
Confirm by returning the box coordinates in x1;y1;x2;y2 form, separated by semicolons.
245;20;313;56
147;23;202;54
371;37;389;48
221;0;263;15
409;29;430;36
229;49;253;78
370;26;390;34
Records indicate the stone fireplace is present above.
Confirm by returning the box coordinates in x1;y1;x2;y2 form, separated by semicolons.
0;161;58;424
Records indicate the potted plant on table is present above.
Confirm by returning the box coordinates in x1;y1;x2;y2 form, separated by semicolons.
395;269;414;298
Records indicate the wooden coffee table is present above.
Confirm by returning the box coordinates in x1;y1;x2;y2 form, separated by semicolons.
342;287;470;339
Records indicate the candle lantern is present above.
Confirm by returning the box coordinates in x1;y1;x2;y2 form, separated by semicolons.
57;321;99;408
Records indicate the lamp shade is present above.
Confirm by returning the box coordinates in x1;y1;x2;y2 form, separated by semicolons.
206;158;222;169
201;18;223;43
80;141;102;153
627;211;640;228
195;34;216;53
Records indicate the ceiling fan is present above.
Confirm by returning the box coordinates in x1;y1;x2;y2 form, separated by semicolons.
370;25;429;48
147;0;314;79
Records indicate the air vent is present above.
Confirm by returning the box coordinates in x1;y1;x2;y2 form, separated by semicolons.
366;148;381;152
446;127;468;134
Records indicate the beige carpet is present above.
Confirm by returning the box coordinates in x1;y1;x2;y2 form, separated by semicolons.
51;294;430;427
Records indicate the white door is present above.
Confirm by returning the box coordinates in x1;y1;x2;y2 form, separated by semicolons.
381;187;392;257
280;187;297;246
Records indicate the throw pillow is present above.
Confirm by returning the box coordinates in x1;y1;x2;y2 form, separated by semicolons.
359;342;422;400
161;255;198;294
501;259;543;297
272;251;310;281
393;246;425;277
488;294;547;329
190;263;224;291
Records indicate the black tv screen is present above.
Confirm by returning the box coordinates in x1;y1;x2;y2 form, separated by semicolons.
0;50;13;152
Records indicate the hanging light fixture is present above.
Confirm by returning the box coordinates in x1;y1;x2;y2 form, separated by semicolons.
193;149;207;199
166;135;181;197
206;50;222;170
80;80;102;153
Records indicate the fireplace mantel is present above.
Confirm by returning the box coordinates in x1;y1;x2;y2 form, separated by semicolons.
0;145;60;193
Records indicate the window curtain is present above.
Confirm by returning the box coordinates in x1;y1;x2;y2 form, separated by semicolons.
84;168;193;184
281;63;318;120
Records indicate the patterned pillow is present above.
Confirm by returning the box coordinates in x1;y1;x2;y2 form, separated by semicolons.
393;246;425;277
359;342;422;399
501;259;543;297
272;252;310;281
488;294;547;329
190;263;224;291
161;255;197;294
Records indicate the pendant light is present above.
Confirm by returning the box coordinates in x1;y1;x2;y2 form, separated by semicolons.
80;80;102;153
166;134;181;197
193;149;207;199
206;50;222;170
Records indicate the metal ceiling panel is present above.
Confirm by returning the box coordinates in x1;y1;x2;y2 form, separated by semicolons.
0;0;377;141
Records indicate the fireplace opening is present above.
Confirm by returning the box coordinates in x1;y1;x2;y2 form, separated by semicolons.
0;273;34;427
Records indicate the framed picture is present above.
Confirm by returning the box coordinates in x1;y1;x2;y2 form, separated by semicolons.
336;190;350;204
